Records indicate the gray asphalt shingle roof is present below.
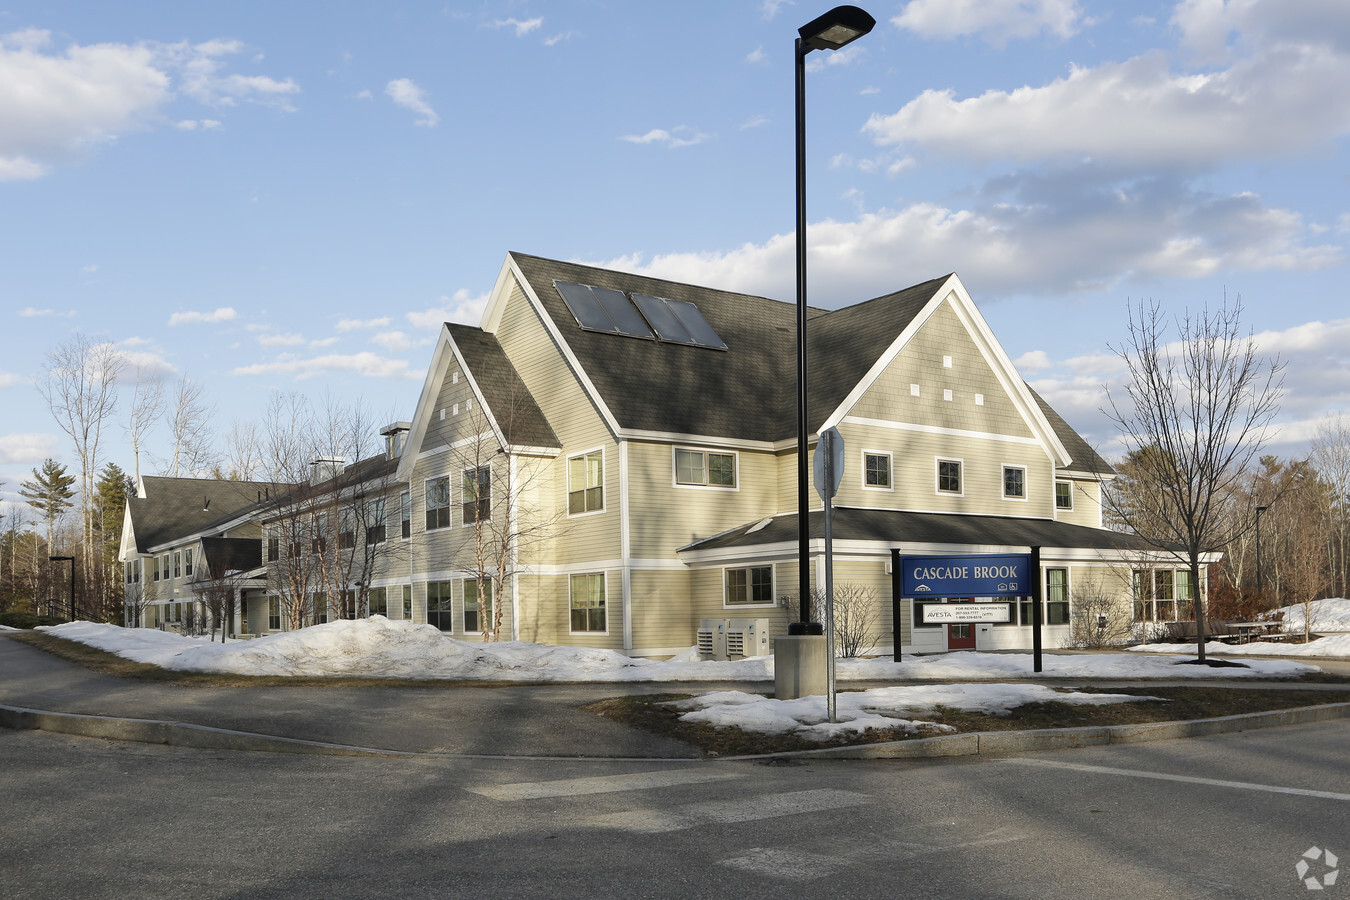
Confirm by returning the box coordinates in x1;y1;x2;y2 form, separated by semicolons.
447;323;559;450
679;507;1160;555
129;478;287;553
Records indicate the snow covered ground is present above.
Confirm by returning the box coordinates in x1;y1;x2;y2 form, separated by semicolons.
35;617;1320;683
1134;598;1350;658
26;617;1327;740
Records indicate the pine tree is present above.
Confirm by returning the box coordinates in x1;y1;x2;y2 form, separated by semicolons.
20;459;76;552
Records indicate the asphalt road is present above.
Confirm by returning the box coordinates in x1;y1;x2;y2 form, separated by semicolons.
3;719;1347;899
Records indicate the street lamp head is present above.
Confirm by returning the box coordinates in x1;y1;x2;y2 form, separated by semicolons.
799;5;875;52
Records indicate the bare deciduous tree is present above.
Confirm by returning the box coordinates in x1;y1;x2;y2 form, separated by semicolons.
166;375;218;478
1310;412;1350;600
1104;296;1283;663
124;366;165;484
816;583;878;657
39;334;125;590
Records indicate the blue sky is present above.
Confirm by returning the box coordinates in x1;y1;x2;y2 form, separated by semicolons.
3;0;1349;518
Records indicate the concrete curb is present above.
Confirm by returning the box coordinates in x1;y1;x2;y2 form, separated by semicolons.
784;701;1350;759
0;704;413;758
5;699;1350;762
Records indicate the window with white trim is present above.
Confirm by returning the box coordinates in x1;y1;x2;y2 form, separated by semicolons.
464;579;492;634
427;581;454;632
937;459;962;494
1003;465;1026;499
725;566;773;607
1055;481;1073;510
675;448;736;488
568;450;604;515
863;452;891;490
462;465;491;524
425;476;451;531
569;573;606;632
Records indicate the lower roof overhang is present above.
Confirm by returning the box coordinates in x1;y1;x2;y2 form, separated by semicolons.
676;507;1220;568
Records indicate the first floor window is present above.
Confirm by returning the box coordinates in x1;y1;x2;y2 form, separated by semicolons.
675;448;736;487
1055;481;1073;510
938;459;962;494
268;597;281;631
1133;568;1184;622
1003;466;1025;499
864;452;891;489
313;592;329;625
463;465;491;524
427;582;454;632
464;580;493;634
725;566;773;606
368;587;388;618
1045;568;1069;625
426;477;451;530
1176;569;1196;619
568;451;604;514
402;585;412;621
570;573;606;632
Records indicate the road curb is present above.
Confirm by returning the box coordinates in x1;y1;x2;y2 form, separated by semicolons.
5;699;1350;762
784;701;1350;759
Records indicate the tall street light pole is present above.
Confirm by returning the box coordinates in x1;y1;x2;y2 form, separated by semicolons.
50;555;75;622
793;6;874;633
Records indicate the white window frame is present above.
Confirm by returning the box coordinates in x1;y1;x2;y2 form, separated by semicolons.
1002;464;1028;502
861;450;893;492
567;447;606;518
1055;480;1074;511
568;572;609;635
425;475;451;531
935;457;964;497
461;463;491;528
672;447;739;491
722;565;776;609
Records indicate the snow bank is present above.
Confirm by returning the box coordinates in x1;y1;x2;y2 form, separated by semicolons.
668;683;1165;740
1268;597;1350;634
38;618;1319;681
1133;633;1350;658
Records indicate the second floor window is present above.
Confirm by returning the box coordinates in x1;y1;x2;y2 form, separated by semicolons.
267;530;280;562
400;491;411;539
425;477;451;531
173;552;181;579
938;459;962;494
1003;466;1025;499
675;448;736;488
568;451;604;514
184;549;193;578
366;499;386;545
1055;481;1073;509
864;452;891;489
462;465;491;524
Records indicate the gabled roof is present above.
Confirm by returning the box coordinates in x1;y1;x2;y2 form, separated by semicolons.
127;477;286;554
264;453;400;519
678;508;1167;558
446;324;559;451
1027;385;1114;477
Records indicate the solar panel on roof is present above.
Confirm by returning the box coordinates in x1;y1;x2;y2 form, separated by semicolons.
631;293;693;343
665;297;727;350
591;287;654;338
555;281;618;333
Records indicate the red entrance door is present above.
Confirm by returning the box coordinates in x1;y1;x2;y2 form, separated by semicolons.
947;599;976;650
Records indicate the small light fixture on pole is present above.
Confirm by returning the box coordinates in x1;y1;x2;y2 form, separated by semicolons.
793;6;874;633
49;555;75;622
1255;504;1270;599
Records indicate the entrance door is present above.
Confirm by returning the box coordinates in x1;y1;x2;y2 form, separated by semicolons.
947;599;976;650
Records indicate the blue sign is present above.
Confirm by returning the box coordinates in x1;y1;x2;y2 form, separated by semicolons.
899;554;1032;598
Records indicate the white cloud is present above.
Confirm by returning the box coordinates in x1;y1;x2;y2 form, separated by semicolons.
371;331;423;352
1014;350;1052;371
866;42;1350;169
336;317;392;331
168;307;237;326
175;118;223;130
589;182;1338;306
0;371;19;388
231;352;419;381
760;0;793;20
114;347;175;380
406;289;489;329
0;433;58;465
385;78;438;127
620;126;710;149
740;115;769;130
804;44;866;73
309;337;339;348
746;46;768;65
893;0;1083;45
0;30;296;179
543;32;576;47
491;18;544;37
257;332;305;347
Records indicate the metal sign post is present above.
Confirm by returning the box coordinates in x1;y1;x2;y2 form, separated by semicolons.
813;427;844;722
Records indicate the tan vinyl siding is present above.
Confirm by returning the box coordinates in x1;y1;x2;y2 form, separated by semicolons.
629;569;697;650
831;559;900;652
627;442;779;558
1055;477;1105;528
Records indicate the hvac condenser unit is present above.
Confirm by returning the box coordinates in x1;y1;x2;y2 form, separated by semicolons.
697;618;771;660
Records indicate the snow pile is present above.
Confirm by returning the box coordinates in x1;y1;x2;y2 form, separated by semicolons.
668;684;1164;740
1269;597;1350;634
1134;633;1350;658
0;624;19;632
37;618;1320;681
